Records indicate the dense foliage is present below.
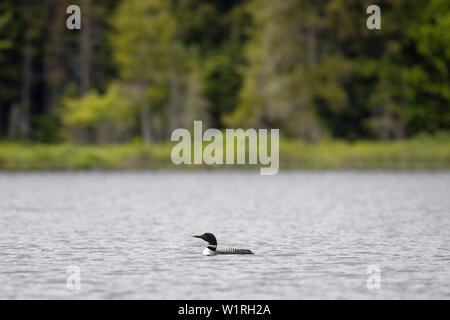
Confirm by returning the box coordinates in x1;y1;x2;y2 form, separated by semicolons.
0;0;448;144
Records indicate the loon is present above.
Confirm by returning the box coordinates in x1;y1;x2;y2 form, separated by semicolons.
193;233;254;255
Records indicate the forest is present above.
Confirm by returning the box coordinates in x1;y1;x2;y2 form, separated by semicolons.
0;0;449;169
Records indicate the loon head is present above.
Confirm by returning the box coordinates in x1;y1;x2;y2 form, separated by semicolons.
193;232;217;246
193;233;217;255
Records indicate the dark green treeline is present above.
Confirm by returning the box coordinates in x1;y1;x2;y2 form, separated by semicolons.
0;0;448;144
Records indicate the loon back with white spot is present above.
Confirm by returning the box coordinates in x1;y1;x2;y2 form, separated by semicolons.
194;233;254;255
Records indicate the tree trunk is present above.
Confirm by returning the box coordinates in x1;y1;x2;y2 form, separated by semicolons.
307;25;317;68
19;39;32;139
393;116;405;140
8;104;20;139
43;1;64;114
80;0;92;95
168;62;182;133
140;106;152;144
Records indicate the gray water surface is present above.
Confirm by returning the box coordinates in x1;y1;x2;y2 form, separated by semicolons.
0;171;449;299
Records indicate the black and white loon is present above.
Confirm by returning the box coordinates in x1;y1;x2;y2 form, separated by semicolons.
193;233;254;255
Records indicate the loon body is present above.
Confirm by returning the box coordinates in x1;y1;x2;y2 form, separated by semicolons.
193;233;254;255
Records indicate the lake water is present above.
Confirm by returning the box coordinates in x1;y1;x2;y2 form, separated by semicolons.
0;171;449;299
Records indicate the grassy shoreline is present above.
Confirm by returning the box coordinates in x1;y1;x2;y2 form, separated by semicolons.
0;135;449;170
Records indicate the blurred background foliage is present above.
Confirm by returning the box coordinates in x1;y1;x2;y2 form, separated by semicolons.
0;0;448;148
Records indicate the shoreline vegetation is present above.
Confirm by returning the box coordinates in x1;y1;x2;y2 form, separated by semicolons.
1;134;449;170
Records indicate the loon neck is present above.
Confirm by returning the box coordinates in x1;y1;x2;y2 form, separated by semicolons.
207;244;217;251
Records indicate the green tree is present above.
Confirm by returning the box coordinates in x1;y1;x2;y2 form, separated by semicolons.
226;0;326;142
110;0;208;143
61;83;133;143
404;0;450;134
176;0;250;128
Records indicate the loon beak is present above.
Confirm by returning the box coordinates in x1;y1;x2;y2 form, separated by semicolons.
193;235;202;239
